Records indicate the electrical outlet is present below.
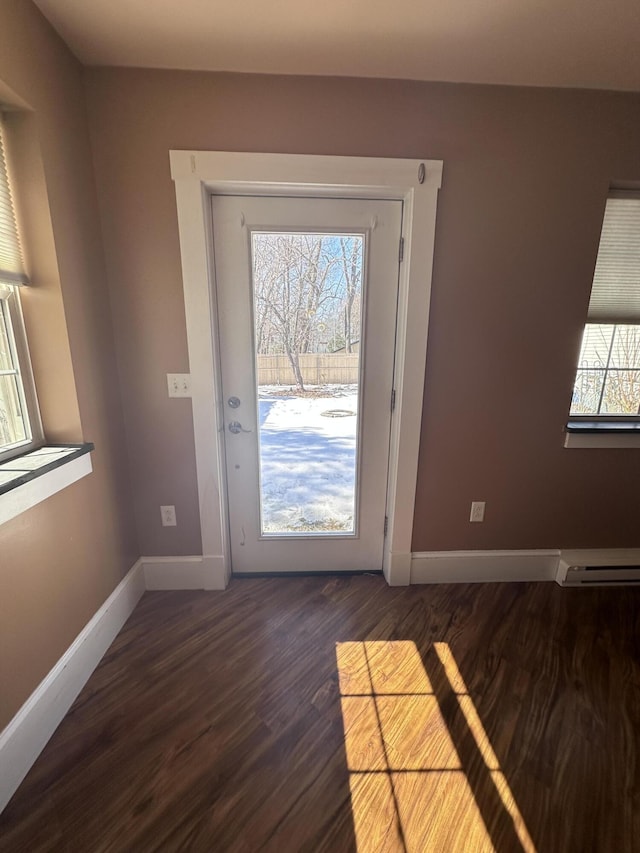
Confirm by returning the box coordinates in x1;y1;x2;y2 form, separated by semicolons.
167;373;191;398
470;501;485;523
160;505;177;527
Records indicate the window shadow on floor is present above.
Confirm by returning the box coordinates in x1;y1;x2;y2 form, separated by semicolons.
336;639;536;852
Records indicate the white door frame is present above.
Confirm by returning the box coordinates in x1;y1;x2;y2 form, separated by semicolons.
170;151;443;587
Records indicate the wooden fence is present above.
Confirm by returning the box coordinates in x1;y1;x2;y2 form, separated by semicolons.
256;354;359;386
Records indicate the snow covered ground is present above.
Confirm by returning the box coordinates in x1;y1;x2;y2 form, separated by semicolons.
257;385;358;533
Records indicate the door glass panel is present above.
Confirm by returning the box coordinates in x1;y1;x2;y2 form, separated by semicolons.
251;232;364;536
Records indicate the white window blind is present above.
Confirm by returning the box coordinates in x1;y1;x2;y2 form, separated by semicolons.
0;115;28;287
587;192;640;324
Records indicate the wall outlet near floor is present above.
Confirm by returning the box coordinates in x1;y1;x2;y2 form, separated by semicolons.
167;373;191;398
470;501;485;523
160;505;177;527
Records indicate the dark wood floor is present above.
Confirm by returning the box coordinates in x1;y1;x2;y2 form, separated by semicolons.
1;576;639;852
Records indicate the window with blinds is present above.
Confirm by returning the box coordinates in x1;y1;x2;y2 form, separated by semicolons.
0;114;36;455
0;117;28;287
570;191;640;418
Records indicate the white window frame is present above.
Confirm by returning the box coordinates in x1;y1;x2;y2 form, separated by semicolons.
0;282;42;459
0;109;43;463
566;189;640;448
570;322;640;418
170;151;443;587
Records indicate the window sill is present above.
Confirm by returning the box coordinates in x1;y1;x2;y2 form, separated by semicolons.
565;422;640;448
0;443;94;525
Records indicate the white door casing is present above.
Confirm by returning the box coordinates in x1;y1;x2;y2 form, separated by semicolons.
170;152;443;587
212;194;402;573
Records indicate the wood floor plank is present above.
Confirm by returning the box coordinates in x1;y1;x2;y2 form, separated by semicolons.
1;577;639;852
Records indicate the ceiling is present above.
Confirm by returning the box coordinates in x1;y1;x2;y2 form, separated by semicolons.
33;0;640;92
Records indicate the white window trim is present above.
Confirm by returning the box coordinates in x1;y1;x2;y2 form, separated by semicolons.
0;452;93;526
565;432;640;448
170;151;443;587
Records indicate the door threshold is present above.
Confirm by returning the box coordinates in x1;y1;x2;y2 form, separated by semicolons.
231;570;384;578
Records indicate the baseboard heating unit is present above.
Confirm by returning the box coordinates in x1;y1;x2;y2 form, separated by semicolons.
556;549;640;586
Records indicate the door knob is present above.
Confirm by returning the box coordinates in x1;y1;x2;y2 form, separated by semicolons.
228;420;252;434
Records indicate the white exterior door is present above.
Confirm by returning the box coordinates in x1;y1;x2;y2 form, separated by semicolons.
211;194;402;573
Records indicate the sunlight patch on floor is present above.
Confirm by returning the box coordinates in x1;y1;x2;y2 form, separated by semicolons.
336;640;537;853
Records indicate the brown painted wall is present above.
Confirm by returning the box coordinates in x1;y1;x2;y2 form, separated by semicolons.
0;2;137;728
84;68;640;555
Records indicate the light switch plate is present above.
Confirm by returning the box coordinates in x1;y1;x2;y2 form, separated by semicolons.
167;373;191;398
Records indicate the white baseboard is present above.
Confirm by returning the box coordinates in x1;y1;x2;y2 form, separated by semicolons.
142;555;227;590
410;550;560;584
0;559;145;813
384;551;412;586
